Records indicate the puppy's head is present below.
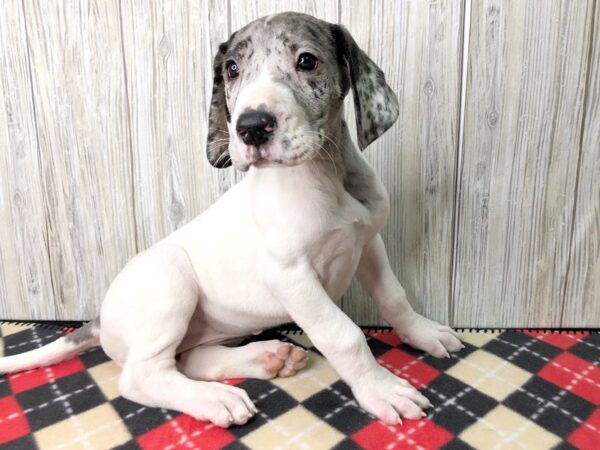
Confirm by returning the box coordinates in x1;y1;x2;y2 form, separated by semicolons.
207;12;399;171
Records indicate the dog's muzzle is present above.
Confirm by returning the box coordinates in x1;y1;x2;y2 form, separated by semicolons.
236;111;277;147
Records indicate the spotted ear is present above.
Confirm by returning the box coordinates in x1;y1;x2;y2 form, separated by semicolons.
206;41;233;168
331;25;399;150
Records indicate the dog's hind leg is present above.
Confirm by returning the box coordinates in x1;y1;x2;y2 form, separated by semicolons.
119;359;256;427
101;244;257;428
177;340;308;381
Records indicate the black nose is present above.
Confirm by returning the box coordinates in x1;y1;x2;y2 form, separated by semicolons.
236;111;277;147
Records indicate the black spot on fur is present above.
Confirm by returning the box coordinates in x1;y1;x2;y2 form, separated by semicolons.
234;37;252;53
213;71;223;85
330;26;351;93
303;23;322;43
276;32;290;46
65;319;99;345
369;122;378;138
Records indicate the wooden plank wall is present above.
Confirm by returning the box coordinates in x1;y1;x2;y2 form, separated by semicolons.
339;0;463;325
453;0;597;327
0;0;598;327
0;1;54;319
562;1;600;328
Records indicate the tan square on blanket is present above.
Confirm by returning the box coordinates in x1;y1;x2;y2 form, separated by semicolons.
34;403;131;449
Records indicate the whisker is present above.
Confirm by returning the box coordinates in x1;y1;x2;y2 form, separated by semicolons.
208;127;232;135
309;140;339;178
304;130;342;155
207;138;230;145
208;143;229;153
213;148;231;167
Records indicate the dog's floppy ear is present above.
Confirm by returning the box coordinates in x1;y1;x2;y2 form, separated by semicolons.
206;41;233;168
331;24;399;150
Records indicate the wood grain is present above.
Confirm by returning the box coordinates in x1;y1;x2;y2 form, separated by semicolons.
453;0;595;327
340;0;464;326
1;1;598;327
120;0;213;249
562;2;600;328
0;1;54;319
22;0;136;319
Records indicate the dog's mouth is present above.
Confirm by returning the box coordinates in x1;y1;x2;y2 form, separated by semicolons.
250;157;278;168
245;148;314;169
232;147;281;171
232;124;324;171
242;146;277;166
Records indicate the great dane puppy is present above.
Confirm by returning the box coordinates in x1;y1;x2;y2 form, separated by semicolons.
0;12;463;427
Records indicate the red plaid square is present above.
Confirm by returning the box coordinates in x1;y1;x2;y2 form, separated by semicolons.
378;349;440;388
367;330;402;347
524;331;585;350
401;418;454;449
220;378;246;386
539;353;600;404
8;357;85;394
568;408;600;449
352;421;400;450
137;414;235;450
0;396;30;445
352;419;452;450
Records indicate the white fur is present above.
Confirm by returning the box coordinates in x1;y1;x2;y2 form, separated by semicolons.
92;154;462;427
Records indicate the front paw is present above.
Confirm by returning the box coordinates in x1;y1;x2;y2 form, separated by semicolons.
395;312;464;358
352;367;431;425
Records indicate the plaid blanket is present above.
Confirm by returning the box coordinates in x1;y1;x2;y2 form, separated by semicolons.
0;322;598;449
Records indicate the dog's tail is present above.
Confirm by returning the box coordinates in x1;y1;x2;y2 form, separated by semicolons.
0;318;100;374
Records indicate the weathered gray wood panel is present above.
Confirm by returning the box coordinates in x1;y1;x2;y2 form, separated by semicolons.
453;0;595;327
0;0;598;327
22;0;137;319
340;0;464;326
562;2;600;328
0;1;54;319
120;0;218;250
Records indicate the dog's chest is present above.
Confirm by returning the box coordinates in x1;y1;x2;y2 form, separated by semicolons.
262;191;381;300
248;167;387;298
310;212;372;300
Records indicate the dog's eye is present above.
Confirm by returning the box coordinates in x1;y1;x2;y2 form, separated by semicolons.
296;53;318;71
226;60;240;79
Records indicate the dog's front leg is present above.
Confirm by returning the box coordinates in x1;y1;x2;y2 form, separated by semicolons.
357;234;464;358
264;258;430;425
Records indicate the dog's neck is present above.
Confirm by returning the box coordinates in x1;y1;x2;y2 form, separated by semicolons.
243;112;389;241
246;116;388;220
